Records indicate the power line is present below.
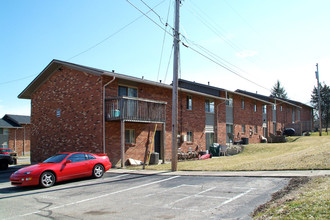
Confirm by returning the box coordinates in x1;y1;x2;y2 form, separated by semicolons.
0;74;37;86
185;0;260;64
126;0;270;92
67;0;167;61
126;0;173;37
182;41;270;92
157;0;172;82
1;1;168;86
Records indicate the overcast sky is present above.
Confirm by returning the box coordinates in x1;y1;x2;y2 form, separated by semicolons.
1;0;330;117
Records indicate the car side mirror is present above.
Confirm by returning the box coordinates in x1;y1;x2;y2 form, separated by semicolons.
65;160;71;164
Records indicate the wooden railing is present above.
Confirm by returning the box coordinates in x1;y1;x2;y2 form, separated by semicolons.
105;97;167;122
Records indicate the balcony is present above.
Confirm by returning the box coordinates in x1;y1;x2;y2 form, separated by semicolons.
105;97;167;123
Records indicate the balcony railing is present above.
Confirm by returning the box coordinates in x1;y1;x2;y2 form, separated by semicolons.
105;97;167;122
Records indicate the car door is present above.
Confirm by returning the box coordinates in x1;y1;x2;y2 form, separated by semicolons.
59;153;90;180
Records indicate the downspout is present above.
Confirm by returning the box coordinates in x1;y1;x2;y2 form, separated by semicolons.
14;129;17;152
103;76;116;154
23;126;25;156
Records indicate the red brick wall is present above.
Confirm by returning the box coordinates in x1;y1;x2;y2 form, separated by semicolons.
301;106;313;122
7;124;30;156
30;67;103;162
104;78;216;165
232;94;264;143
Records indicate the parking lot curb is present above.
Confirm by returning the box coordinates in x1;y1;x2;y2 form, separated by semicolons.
108;169;330;178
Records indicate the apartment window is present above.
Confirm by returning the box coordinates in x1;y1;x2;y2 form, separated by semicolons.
254;125;258;134
273;104;276;110
187;95;192;110
254;103;257;112
280;105;283;111
118;86;137;97
242;124;246;133
187;131;193;142
241;99;245;109
292;108;296;122
205;99;214;113
125;129;135;144
226;94;233;106
262;105;267;114
0;128;8;135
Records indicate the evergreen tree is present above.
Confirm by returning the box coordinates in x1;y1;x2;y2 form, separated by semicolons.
311;82;330;132
270;80;288;99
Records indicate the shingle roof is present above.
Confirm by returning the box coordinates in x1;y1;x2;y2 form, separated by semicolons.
0;115;31;128
4;115;31;124
235;89;272;103
178;79;224;97
0;119;17;128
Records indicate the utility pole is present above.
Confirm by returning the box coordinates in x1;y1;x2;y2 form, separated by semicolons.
315;63;322;136
171;0;180;171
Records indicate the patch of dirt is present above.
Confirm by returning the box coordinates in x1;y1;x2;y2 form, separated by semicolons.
251;176;311;218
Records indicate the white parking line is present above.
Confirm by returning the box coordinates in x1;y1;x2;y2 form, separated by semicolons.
213;188;255;210
5;175;180;220
167;187;216;207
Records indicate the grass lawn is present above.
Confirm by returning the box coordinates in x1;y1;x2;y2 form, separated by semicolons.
253;176;330;219
139;135;330;171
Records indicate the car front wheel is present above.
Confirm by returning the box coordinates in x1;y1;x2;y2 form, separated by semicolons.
40;171;55;187
92;164;104;178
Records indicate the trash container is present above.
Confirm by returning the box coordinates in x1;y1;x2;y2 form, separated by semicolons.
149;152;159;165
209;143;220;156
241;137;249;145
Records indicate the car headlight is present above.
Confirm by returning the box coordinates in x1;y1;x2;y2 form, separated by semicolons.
23;171;32;175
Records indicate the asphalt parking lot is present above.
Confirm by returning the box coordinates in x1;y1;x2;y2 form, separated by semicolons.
0;167;289;220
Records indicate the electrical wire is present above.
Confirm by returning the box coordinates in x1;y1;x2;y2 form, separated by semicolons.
140;0;167;26
157;0;172;82
185;0;260;64
164;44;174;83
66;0;167;61
126;0;174;38
123;0;271;92
182;42;271;92
1;1;168;86
0;74;37;86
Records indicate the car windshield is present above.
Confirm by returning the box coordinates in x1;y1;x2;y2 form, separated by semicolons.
43;154;69;163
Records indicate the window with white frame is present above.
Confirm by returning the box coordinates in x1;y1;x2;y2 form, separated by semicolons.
125;129;135;144
187;95;192;110
263;105;267;114
254;103;257;112
226;93;233;106
205;99;214;113
242;124;246;133
187;131;193;142
254;125;258;134
241;99;245;109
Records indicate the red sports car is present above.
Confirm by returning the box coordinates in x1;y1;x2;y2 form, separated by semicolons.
10;152;111;187
0;148;15;154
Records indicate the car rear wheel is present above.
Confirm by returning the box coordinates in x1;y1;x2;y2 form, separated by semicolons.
93;164;104;178
40;171;55;187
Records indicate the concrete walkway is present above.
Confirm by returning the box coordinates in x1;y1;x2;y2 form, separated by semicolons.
108;168;330;177
15;156;330;178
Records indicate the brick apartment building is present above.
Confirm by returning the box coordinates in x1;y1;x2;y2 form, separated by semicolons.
0;114;31;156
19;60;313;166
